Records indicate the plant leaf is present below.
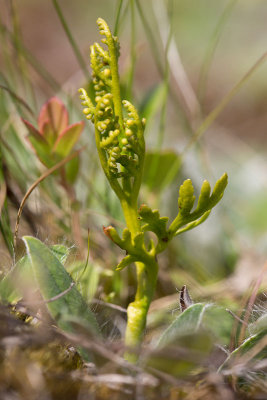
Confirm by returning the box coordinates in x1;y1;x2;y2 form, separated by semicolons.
0;244;70;304
50;244;70;264
157;303;210;348
23;236;100;360
219;330;267;371
115;254;138;271
168;173;228;236
175;210;211;236
52;122;84;158
65;154;80;184
103;225;152;268
138;204;169;241
178;179;196;216
22;119;54;167
42;120;58;147
0;255;33;304
38;97;68;134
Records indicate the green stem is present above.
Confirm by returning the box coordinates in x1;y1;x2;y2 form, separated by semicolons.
120;198;158;362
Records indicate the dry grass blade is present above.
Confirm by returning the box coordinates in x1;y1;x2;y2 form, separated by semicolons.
74;373;158;388
14;146;86;247
0;180;7;216
0;84;34;116
152;0;200;124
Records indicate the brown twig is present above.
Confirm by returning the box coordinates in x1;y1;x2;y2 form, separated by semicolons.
91;298;127;314
226;309;248;326
20;282;75;307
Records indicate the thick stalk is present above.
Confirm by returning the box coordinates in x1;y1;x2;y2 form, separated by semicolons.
121;198;158;362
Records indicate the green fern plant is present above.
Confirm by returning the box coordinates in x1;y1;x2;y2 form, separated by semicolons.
79;18;228;362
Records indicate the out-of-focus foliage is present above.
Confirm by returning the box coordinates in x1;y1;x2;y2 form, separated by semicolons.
0;0;267;398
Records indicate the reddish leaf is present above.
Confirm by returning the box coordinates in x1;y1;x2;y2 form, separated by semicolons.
38;97;68;135
52;122;84;158
22;118;48;145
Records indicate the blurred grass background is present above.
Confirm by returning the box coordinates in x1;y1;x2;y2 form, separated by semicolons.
1;0;267;314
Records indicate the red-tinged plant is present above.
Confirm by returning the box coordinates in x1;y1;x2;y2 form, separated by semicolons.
22;97;84;177
23;97;85;249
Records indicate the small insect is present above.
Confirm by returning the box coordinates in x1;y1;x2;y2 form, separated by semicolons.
179;285;194;312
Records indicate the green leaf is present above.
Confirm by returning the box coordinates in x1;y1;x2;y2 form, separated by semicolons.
202;305;234;346
22;119;54;167
103;225;153;269
157;303;211;348
50;244;70;264
115;255;138;271
194;180;211;212
145;331;213;377
0;255;33;304
139;83;166;122
168;173;228;236
0;244;70;304
65;154;80;184
178;179;196;216
138;204;169;241
175;210;211;236
219;330;267;372
23;236;100;360
53;122;84;158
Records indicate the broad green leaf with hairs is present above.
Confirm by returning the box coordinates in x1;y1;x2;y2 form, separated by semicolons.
146;331;213;377
0;255;31;304
157;303;211;348
23;236;100;360
49;244;70;264
0;244;70;304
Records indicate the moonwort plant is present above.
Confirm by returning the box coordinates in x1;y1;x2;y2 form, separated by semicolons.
79;18;228;361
